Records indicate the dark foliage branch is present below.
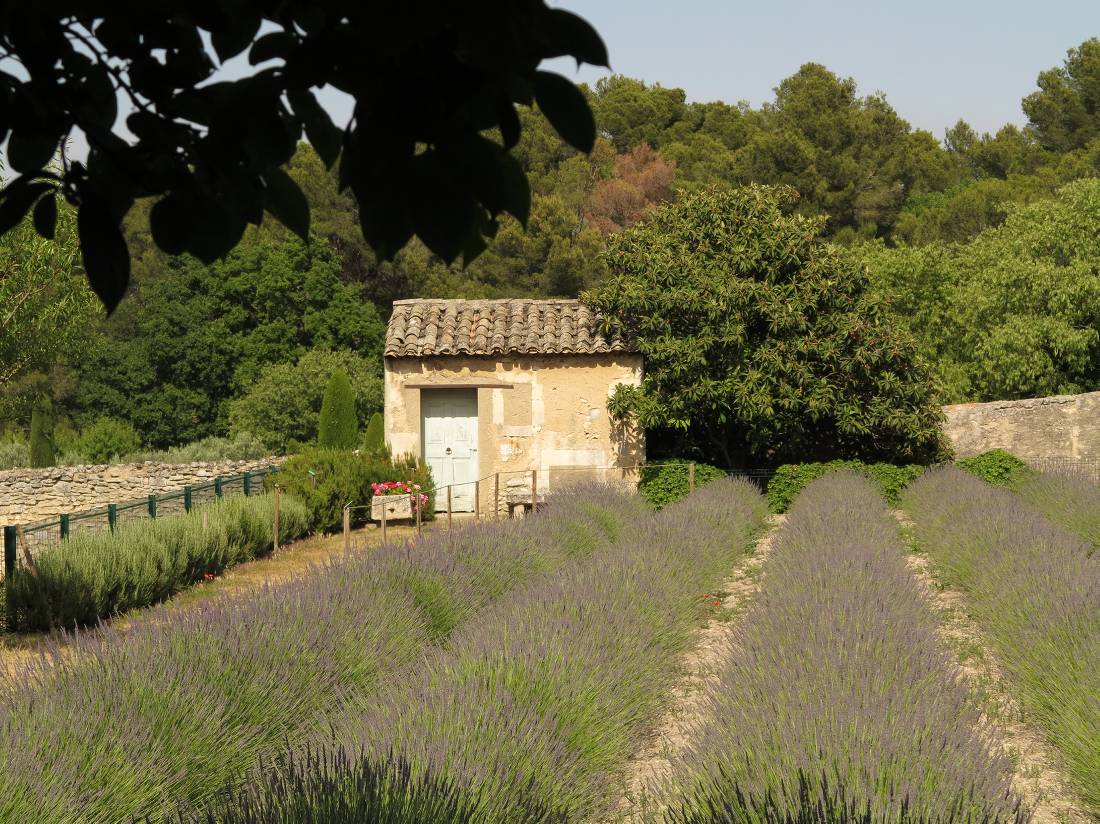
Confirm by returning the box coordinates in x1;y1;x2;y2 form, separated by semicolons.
0;2;608;312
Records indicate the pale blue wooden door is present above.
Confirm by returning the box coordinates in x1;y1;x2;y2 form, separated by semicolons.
421;390;478;511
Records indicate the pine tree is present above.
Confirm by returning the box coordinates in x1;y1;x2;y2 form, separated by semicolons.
29;398;56;468
363;412;387;454
317;368;358;449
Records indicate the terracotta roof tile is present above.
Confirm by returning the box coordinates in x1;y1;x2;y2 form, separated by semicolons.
385;299;633;357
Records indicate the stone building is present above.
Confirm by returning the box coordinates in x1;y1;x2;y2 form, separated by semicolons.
383;298;644;513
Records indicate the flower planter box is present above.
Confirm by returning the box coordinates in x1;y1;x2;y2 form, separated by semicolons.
371;494;415;522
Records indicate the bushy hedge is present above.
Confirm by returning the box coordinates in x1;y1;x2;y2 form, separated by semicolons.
956;448;1029;487
639;460;727;508
5;493;308;632
274;449;434;533
768;460;925;513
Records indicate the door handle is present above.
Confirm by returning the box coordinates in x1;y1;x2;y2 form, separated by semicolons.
445;447;452;455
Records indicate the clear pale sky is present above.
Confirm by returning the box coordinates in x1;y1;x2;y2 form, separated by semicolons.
544;0;1100;138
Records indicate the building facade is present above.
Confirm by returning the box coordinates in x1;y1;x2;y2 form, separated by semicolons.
384;299;644;513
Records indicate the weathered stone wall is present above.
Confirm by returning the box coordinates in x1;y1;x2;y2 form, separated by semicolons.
384;353;645;515
0;458;282;526
942;391;1100;459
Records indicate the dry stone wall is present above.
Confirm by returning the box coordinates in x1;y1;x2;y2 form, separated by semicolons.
0;458;283;526
942;391;1100;460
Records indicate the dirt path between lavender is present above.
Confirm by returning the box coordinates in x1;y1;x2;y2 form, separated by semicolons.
895;511;1090;824
608;513;786;824
0;520;438;679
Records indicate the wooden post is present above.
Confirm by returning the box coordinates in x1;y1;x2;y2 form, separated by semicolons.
273;486;281;554
447;486;452;529
415;491;422;537
494;472;500;519
474;480;480;522
202;510;208;531
689;462;695;494
343;505;351;553
381;502;387;542
531;468;537;514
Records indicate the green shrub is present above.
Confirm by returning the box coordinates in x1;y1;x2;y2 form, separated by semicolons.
363;412;386;454
318;368;359;449
28;400;55;468
768;460;925;513
78;417;142;464
273;448;434;533
4;493;309;631
122;431;269;464
230;349;382;453
0;434;29;469
956;448;1030;487
639;461;727;509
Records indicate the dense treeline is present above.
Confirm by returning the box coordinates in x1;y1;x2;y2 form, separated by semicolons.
2;38;1099;461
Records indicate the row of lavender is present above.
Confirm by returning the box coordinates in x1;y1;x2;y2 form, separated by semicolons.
666;474;1026;823
0;485;651;822
904;467;1100;815
190;477;769;822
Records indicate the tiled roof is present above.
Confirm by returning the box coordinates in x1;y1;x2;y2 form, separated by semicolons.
384;299;634;357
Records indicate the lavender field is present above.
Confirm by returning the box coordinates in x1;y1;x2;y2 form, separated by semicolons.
194;477;768;822
904;467;1100;815
0;485;650;822
2;468;1097;822
666;473;1024;824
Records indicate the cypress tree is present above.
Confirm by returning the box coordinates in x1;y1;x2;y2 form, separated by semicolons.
29;398;56;468
363;412;386;454
317;368;358;449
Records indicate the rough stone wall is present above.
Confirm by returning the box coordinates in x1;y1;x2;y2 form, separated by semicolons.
0;458;282;526
384;353;644;514
942;391;1100;459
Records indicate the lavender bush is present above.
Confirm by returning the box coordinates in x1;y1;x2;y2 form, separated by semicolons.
669;473;1024;824
1012;468;1100;552
194;478;768;823
5;493;310;631
904;466;1100;814
0;485;647;823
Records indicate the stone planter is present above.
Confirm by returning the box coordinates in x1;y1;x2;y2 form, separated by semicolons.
371;494;415;522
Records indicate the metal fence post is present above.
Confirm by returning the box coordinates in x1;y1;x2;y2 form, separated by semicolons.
59;513;69;540
147;494;157;519
214;477;223;499
4;525;16;578
108;503;118;533
243;471;252;497
273;485;281;554
184;485;193;513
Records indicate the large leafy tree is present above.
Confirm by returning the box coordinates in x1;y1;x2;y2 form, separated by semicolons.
0;3;607;311
859;178;1100;402
0;200;99;421
586;185;948;466
65;231;385;446
228;349;382;453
